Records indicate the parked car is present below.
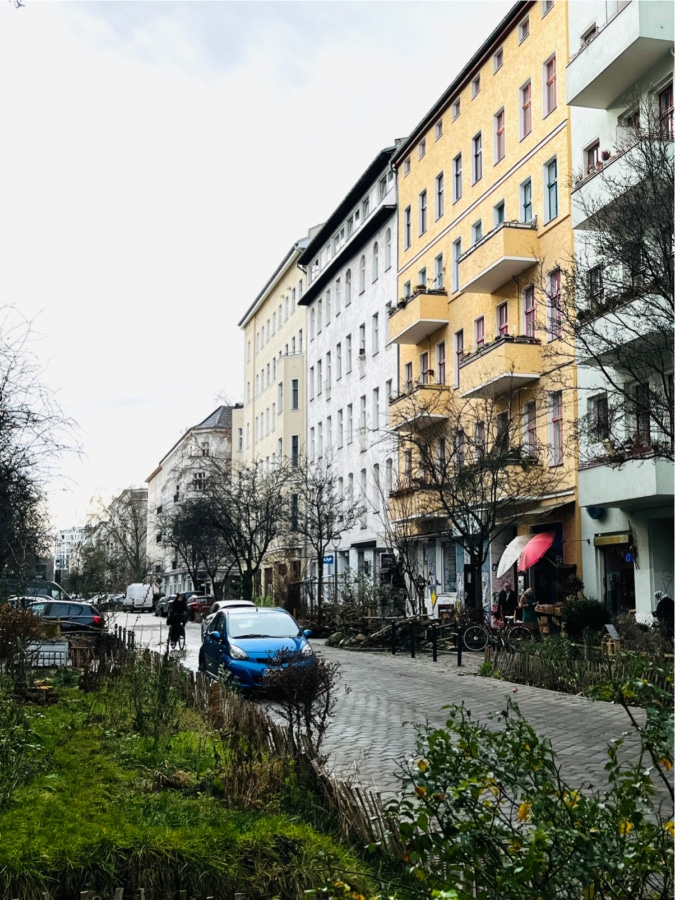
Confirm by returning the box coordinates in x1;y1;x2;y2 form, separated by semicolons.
154;595;175;617
27;600;105;633
200;599;255;637
198;607;313;688
187;596;216;621
5;580;72;602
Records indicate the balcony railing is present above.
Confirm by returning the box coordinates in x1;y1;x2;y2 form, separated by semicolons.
457;219;538;294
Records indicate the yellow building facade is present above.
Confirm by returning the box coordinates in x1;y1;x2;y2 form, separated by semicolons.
389;0;581;607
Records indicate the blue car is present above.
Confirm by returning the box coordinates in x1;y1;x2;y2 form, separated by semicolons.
198;607;314;688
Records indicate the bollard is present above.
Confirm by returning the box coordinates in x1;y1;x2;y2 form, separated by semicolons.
410;623;416;658
431;622;438;662
456;627;463;667
391;620;397;655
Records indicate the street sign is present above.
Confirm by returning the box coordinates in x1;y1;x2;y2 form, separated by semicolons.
323;555;334;564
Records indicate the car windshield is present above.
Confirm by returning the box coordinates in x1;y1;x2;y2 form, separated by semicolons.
227;611;301;639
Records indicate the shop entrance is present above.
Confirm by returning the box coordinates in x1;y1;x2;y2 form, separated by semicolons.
600;545;635;617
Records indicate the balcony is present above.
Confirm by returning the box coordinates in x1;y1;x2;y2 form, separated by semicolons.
389;380;450;430
389;289;448;345
567;1;674;109
575;291;671;366
458;335;542;399
579;454;673;510
572;139;673;230
458;220;538;294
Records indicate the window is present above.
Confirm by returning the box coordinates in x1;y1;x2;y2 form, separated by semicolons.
362;197;370;219
452;98;461;120
337;409;344;448
372;242;379;281
434;253;444;288
309;427;315;460
545;158;558;222
372;313;379;354
547;268;562;340
494;109;505;162
632;383;652;442
436;341;446;384
626;242;646;288
495;412;509;453
316;360;322;395
310;308;315;340
472;132;482;182
237;427;243;452
549;391;563;466
659;83;673;139
378;175;387;201
336;343;342;379
453;154;462;202
317;421;323;457
471;74;480;98
518;15;529;42
385;228;392;269
455;429;466;468
291;378;299;409
524;284;536;337
452;238;462;292
346;334;352;372
359;255;366;293
544;55;557;115
359;395;367;431
403;449;413;481
472;220;483;244
493;47;503;72
403;156;411;176
475;316;485;349
580;23;598;48
325;289;331;323
520;81;532;138
585;140;600;175
277;382;283;413
435;172;444;219
542;0;553;14
403;206;412;248
591;394;609;442
521;178;533;221
347;404;353;443
434;118;443;140
325;351;331;387
524;401;537;454
588;265;604;306
335;277;341;313
494;200;505;225
417;267;427;290
420;350;430;383
309;366;315;400
317;299;322;332
372;387;380;427
345;269;352;305
403;280;411;298
454;330;463;387
418;138;426;159
358;323;366;357
372;463;380;512
347;215;354;236
404;361;413;392
474;421;486;460
419;189;428;235
497;302;509;336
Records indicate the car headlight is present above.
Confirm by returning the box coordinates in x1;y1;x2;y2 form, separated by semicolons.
228;644;249;661
300;643;314;657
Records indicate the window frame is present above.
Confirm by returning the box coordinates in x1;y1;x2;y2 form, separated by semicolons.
472;132;483;183
494;108;506;163
453;153;462;202
520;80;532;139
544;54;557;116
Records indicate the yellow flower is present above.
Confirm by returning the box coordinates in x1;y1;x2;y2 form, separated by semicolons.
508;839;522;853
618;821;633;835
518;801;532;821
660;757;673;772
417;759;429;772
664;821;674;838
432;792;447;802
415;785;427;797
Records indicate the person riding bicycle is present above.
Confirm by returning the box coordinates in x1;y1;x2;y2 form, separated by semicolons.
167;592;189;645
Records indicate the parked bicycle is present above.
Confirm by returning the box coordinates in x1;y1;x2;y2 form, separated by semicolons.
462;613;533;652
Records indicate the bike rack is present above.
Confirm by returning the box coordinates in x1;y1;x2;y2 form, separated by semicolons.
390;620;463;666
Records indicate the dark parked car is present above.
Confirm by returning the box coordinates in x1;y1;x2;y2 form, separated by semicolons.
28;600;105;633
198;607;313;688
154;595;175;617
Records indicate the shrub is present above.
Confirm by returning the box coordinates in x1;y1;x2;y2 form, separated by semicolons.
562;596;610;641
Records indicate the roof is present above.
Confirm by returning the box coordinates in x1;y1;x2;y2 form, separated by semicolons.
298;146;398;265
391;1;530;167
195;405;233;430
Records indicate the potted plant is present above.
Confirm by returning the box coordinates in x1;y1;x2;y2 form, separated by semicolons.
601;149;611;161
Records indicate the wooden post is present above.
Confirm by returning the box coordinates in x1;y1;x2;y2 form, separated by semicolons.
114;889;124;900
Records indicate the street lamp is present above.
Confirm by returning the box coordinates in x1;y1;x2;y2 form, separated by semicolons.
331;533;340;604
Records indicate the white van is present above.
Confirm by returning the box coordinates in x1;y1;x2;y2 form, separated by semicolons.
123;583;155;612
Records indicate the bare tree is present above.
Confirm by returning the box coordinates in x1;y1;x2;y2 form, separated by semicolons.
389;385;569;610
290;457;364;626
90;488;148;586
558;103;673;463
0;307;76;590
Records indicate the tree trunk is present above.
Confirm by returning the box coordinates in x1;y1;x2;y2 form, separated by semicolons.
317;558;324;626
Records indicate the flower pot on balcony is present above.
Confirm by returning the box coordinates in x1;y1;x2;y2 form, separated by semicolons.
601;149;611;161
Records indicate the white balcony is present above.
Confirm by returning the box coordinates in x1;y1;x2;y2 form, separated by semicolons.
567;1;674;109
572;139;673;230
576;291;671;366
579;455;673;510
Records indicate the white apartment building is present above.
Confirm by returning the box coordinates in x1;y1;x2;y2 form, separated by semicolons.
54;526;85;577
567;0;674;620
298;147;399;592
146;406;234;596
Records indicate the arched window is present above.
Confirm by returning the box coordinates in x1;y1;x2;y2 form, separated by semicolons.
345;269;352;305
359;255;366;293
372;242;379;281
385;228;392;270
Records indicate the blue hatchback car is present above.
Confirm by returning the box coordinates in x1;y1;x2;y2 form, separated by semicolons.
198;607;313;688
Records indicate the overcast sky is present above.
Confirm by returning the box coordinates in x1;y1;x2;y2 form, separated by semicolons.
0;0;511;529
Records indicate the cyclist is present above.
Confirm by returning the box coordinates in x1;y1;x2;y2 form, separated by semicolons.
167;592;189;647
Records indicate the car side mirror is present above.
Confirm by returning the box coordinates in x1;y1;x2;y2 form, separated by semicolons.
210;631;221;641
303;629;312;638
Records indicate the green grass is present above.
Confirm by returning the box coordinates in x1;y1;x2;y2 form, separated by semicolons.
0;679;387;899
